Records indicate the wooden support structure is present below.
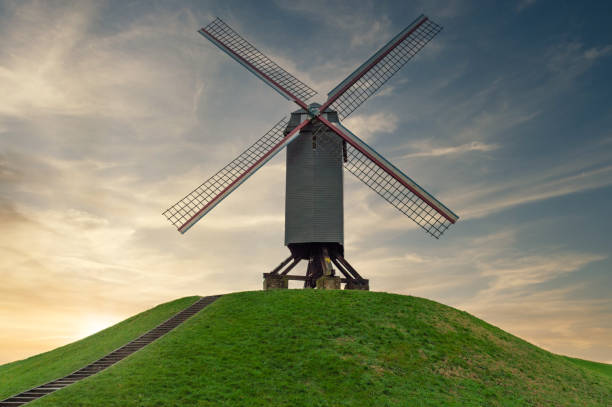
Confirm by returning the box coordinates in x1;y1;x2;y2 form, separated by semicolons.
263;244;369;290
263;273;369;286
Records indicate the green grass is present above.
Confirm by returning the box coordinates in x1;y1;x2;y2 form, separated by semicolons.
566;357;612;379
3;290;611;406
0;296;199;400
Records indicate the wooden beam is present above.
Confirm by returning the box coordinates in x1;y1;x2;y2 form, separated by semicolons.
263;273;368;284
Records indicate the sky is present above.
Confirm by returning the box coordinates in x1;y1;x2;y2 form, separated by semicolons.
0;0;611;365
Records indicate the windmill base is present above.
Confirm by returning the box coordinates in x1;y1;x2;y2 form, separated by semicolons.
263;274;289;290
263;243;369;290
316;275;341;290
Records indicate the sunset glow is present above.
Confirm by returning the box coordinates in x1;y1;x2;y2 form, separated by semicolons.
1;0;611;366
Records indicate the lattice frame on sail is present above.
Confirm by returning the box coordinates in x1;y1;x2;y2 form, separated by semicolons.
313;125;453;238
344;144;452;238
201;18;317;102
163;118;290;230
329;19;442;120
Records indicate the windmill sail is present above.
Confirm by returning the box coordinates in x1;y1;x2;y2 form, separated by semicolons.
318;118;458;239
163;117;309;233
166;14;457;240
321;15;442;120
199;18;316;108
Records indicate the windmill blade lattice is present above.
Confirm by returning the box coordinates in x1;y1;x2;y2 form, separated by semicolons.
164;117;291;233
316;118;457;239
323;16;442;120
315;128;454;239
344;143;452;238
199;18;317;105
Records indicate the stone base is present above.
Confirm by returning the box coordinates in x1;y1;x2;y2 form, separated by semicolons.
263;274;288;290
345;280;369;290
316;275;341;290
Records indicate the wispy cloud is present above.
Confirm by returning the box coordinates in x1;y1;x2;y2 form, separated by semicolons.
402;140;498;158
350;15;393;47
479;252;606;293
546;41;612;85
0;2;97;116
343;112;399;141
274;0;393;49
372;85;394;99
584;45;612;60
0;1;215;121
454;162;612;220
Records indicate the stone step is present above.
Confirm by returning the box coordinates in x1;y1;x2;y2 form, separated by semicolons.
8;399;38;404
2;398;36;403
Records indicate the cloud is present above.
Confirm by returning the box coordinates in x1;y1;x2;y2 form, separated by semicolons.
0;1;295;364
265;52;321;97
546;42;612;86
456;108;539;144
372;86;394;98
271;0;408;94
479;252;606;293
0;1;216;121
454;162;612;220
402;140;498;158
274;0;392;47
343;112;399;141
584;45;612;60
350;15;393;47
0;1;97;116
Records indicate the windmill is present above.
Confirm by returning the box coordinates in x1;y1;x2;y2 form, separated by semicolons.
163;15;459;290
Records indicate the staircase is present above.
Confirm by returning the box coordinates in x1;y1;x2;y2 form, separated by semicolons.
0;295;221;406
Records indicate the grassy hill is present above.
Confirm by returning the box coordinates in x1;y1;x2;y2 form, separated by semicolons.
2;290;611;406
0;296;200;401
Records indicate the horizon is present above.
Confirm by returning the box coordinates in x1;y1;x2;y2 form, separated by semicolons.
1;0;611;365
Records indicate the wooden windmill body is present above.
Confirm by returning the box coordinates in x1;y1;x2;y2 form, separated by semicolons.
164;15;459;289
